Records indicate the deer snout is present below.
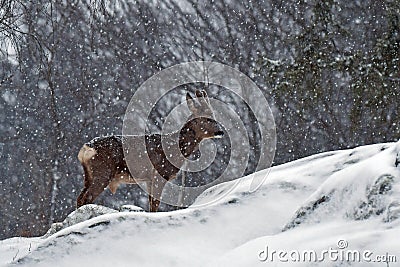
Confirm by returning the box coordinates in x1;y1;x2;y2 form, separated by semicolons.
214;130;224;138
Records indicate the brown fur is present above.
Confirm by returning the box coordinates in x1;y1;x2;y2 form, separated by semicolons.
77;90;223;212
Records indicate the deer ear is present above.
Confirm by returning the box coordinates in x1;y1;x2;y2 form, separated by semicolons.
201;90;210;104
195;90;202;97
196;89;209;106
186;93;197;113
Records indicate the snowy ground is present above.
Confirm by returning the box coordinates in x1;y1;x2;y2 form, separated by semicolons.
1;141;400;267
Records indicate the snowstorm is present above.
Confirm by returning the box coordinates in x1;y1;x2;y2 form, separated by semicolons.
0;1;399;266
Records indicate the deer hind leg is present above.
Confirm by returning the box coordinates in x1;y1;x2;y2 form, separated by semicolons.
77;187;89;208
147;175;167;212
77;163;113;208
77;163;92;208
77;182;108;208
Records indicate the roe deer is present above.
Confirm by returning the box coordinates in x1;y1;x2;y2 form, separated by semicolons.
77;90;224;212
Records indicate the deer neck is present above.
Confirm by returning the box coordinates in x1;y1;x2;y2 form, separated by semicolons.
178;123;202;158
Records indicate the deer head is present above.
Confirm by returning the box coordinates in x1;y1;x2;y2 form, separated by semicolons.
183;90;224;142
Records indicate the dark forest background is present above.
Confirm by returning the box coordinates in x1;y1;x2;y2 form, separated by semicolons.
0;0;399;239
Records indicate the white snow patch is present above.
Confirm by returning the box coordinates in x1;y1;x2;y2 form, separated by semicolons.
1;141;399;267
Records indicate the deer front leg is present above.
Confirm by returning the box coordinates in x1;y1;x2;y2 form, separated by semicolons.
147;175;167;212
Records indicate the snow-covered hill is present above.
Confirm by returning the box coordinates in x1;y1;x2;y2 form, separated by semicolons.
1;142;400;267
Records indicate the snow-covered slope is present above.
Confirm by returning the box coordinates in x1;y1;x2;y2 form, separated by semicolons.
1;142;400;267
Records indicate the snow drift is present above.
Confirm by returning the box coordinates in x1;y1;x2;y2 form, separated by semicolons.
1;141;400;267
